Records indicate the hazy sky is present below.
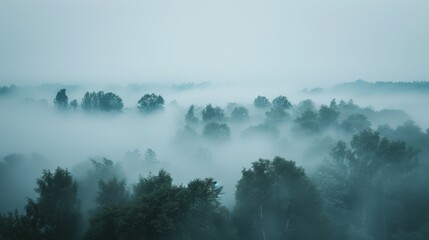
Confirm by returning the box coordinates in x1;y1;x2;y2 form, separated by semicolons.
0;0;428;87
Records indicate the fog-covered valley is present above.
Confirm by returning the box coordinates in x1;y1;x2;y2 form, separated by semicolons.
1;81;429;240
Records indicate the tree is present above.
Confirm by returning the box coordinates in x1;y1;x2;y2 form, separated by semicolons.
272;95;292;110
295;99;316;116
137;93;165;113
185;105;198;124
318;105;339;127
81;91;123;112
203;123;231;141
230;106;249;122
85;171;235;240
254;96;271;108
265;107;289;125
25;167;81;240
316;130;420;240
341;114;371;133
295;110;320;133
54;89;68;110
143;148;158;162
96;178;129;208
69;99;78;110
99;92;123;112
76;158;124;217
202;104;225;122
233;157;328;240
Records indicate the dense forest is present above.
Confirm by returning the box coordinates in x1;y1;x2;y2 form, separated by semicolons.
1;85;429;240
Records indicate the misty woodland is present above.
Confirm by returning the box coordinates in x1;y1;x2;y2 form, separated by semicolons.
1;82;429;240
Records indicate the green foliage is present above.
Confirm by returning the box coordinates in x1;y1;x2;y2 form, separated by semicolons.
202;104;225;122
96;178;129;208
25;168;81;240
253;96;271;108
203;122;231;141
230;106;249;122
85;171;235;240
318;105;339;127
76;158;124;217
0;85;16;96
340;114;371;133
69;99;78;110
234;157;328;240
143;148;157;163
265;106;289;125
81;91;123;112
295;99;316;115
295;110;320;132
185;105;198;124
316;129;420;240
0;211;35;240
54;89;68;110
137;93;165;113
272;95;292;110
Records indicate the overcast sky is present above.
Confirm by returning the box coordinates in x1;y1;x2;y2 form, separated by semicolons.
0;0;428;87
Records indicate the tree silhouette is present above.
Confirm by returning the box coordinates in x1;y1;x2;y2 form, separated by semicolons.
137;93;165;113
25;167;81;240
254;96;271;108
234;157;328;240
54;89;69;110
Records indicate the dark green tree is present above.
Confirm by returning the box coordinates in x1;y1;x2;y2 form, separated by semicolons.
318;105;339;127
185;105;198;124
69;99;78;110
230;106;249;122
272;95;292;110
234;157;328;240
203;122;231;141
96;178;129;208
316;130;420;240
295;110;320;133
265;107;289;125
137;93;165;113
81;91;123;112
254;96;271;108
295;99;316;116
340;114;371;133
202;104;225;122
54;89;68;110
143;148;158;163
85;171;235;240
25;167;81;240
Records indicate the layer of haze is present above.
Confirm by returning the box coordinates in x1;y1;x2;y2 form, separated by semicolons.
1;0;428;87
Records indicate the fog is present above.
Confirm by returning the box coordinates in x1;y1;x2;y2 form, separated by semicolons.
1;0;429;86
1;1;429;239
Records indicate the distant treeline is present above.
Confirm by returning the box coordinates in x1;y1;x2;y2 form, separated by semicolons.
305;79;429;94
0;85;16;96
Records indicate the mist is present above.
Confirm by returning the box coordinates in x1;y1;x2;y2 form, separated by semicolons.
1;0;429;86
2;0;429;239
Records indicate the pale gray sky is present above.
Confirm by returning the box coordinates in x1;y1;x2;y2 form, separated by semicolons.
0;0;428;87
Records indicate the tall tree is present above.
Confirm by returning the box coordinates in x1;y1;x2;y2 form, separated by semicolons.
54;89;69;110
137;93;165;113
254;96;271;108
185;105;199;124
316;130;420;240
234;157;328;240
81;91;123;112
272;95;292;110
25;167;81;240
202;104;225;122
